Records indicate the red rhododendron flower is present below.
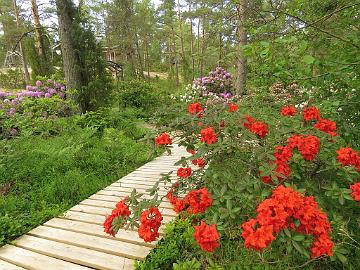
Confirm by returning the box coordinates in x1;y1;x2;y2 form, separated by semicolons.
103;198;131;237
193;221;220;252
249;121;268;138
228;103;238;112
280;105;297;117
314;119;337;136
288;134;304;149
187;148;196;155
350;183;360;203
336;147;359;168
184;188;213;214
243;115;255;129
240;186;333;258
138;207;163;242
200;127;217;144
302;106;321;122
241;220;275;250
177;167;192;178
103;214;116;236
274;146;293;162
188;102;203;116
243;116;268;138
192;157;206;168
261;161;291;184
155;133;172;145
298;135;320;161
310;233;334;258
167;192;187;213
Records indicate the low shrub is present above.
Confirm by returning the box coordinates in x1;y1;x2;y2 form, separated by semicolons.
114;80;159;113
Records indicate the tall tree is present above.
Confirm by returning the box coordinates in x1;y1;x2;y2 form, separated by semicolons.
234;0;247;95
12;0;30;83
56;0;83;90
30;0;46;59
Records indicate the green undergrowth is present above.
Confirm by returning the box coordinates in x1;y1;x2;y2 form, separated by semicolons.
0;113;157;246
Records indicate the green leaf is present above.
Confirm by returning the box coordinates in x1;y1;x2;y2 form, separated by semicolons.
303;55;315;65
293;235;305;241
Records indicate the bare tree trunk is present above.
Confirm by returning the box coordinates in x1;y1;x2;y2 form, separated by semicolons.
200;16;205;77
13;0;30;83
56;0;83;90
189;2;195;80
135;34;144;78
30;0;46;60
171;27;179;86
177;0;186;80
218;0;224;66
197;17;200;77
145;40;150;77
235;0;247;95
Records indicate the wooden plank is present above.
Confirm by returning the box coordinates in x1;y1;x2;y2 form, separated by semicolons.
13;235;135;270
70;204;175;221
80;199;175;214
44;218;156;248
116;179;176;186
27;226;151;260
0;259;26;270
96;186;167;198
0;245;90;270
89;194;174;209
110;181;169;190
63;211;105;225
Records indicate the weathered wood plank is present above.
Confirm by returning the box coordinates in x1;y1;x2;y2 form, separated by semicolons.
0;245;90;270
101;187;168;196
80;199;175;215
88;194;174;209
27;226;151;260
0;259;26;270
62;211;166;234
14;235;135;270
44;218;156;248
70;204;175;221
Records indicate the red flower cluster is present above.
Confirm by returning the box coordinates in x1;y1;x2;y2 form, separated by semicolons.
155;133;172;145
138;207;163;242
350;183;360;203
188;102;203;117
103;198;131;237
186;148;207;168
288;134;320;161
200;127;217;144
167;187;213;214
192;157;206;168
280;105;297;117
314;119;337;137
302;106;321;122
193;221;220;252
336;147;360;171
243;115;268;138
228;103;238;112
177;167;192;178
241;186;333;258
261;146;292;184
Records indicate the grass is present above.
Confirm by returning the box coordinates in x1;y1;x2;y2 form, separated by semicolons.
0;115;156;246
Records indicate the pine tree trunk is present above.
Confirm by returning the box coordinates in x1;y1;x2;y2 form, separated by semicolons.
235;0;247;95
30;0;46;60
188;1;195;80
13;0;30;83
56;0;83;90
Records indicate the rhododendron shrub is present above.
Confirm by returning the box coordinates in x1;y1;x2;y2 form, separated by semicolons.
103;93;359;268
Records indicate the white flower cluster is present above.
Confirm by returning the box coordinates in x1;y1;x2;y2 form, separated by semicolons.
171;84;201;103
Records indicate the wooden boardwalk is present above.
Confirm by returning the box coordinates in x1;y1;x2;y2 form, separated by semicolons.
0;144;188;270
